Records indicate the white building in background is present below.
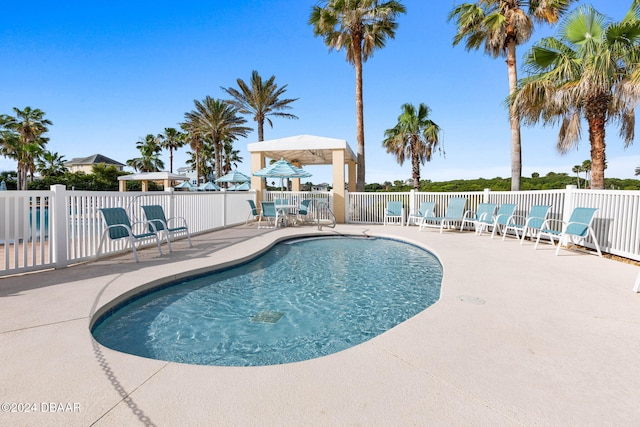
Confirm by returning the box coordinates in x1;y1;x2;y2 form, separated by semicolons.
311;182;331;192
177;166;201;185
65;154;125;173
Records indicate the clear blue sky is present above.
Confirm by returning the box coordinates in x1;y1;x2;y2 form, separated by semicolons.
1;1;638;185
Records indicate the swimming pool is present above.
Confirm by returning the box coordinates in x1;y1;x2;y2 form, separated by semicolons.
92;236;443;366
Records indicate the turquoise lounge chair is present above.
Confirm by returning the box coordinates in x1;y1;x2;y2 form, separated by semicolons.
487;203;518;238
141;205;193;251
535;207;602;256
419;197;467;233
383;201;405;226
407;201;436;227
259;201;283;229
502;205;551;244
460;203;497;234
97;207;162;263
296;199;313;224
246;200;260;224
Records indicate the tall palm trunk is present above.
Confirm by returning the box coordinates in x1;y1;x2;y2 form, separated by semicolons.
214;142;223;180
17;162;27;190
257;114;265;142
411;140;420;191
354;34;366;192
169;149;174;173
585;94;609;189
588;117;607;189
506;40;522;191
194;147;201;184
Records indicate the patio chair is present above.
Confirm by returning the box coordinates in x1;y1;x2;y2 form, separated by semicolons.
246;200;260;224
406;201;436;227
383;201;405;226
486;204;518;238
460;203;497;234
296;199;313;224
258;201;283;229
419;197;467;233
502;205;551;244
141;205;193;251
534;207;602;257
97;207;163;263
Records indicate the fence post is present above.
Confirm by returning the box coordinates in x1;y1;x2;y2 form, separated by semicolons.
563;185;577;221
223;189;228;227
561;185;578;246
51;185;68;269
167;187;175;219
409;190;416;217
483;188;491;203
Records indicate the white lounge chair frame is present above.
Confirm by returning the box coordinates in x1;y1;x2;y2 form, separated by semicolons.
460;203;497;234
419;197;467;233
534;207;602;257
502;205;551;244
407;201;436;227
384;201;405;226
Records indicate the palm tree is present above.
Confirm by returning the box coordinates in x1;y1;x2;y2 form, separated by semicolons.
222;139;243;174
382;103;441;191
0;107;52;189
182;96;251;180
126;134;165;172
448;0;575;191
185;143;214;182
181;124;203;184
512;3;640;189
310;0;407;192
571;165;581;188
36;150;68;177
581;159;592;188
158;127;186;173
222;70;297;142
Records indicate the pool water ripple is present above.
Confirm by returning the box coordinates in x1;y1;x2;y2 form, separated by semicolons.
92;236;443;366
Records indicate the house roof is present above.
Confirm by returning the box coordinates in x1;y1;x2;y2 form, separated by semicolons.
65;154;125;167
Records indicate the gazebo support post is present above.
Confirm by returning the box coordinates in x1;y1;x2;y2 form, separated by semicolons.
251;152;266;202
332;148;345;223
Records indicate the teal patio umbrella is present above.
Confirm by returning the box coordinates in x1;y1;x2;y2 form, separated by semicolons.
228;182;250;191
215;170;250;184
253;159;312;190
198;181;221;191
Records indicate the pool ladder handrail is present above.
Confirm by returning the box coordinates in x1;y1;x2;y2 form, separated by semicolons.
315;201;336;230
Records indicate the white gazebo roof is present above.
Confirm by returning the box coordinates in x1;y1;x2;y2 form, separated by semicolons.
247;134;356;165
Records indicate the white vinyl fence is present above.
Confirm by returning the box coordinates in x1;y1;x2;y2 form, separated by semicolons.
2;185;640;276
1;185;256;276
346;186;640;261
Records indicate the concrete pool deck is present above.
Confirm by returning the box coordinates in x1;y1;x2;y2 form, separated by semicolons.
1;224;639;426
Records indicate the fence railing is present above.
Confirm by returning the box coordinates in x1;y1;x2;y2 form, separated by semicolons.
345;186;640;261
3;185;640;276
1;185;256;276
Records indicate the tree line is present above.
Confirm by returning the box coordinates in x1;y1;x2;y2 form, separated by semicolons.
367;171;640;193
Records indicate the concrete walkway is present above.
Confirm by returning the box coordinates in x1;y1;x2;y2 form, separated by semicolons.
1;224;639;426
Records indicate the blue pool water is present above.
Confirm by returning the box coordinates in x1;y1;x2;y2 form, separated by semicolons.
92;236;443;366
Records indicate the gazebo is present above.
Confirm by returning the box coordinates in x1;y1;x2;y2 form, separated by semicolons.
247;135;357;223
117;172;189;192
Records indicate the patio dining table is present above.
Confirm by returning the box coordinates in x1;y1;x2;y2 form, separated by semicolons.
275;204;299;227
